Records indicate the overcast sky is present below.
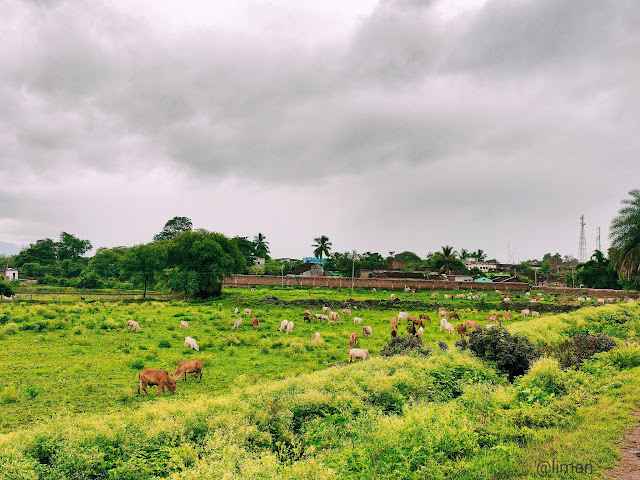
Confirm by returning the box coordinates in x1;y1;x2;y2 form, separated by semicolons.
1;0;638;262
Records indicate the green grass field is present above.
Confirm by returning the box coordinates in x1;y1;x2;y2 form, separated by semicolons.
1;286;640;479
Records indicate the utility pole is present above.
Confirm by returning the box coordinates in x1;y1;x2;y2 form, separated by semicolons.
578;215;587;263
596;227;601;252
350;250;359;300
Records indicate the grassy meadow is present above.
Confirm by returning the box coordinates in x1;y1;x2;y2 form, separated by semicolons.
1;286;640;479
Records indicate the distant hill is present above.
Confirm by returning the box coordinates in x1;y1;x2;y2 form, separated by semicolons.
0;241;21;256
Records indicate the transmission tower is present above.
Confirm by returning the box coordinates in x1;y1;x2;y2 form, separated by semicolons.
578;215;587;263
596;227;601;252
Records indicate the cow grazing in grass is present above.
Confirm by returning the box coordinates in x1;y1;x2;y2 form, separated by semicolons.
310;332;320;343
138;369;177;396
179;320;188;330
244;308;253;315
521;309;531;317
465;320;479;330
407;324;416;335
487;314;499;323
531;311;541;317
456;324;467;336
398;312;409;321
252;317;259;328
232;318;242;330
412;318;424;328
286;322;294;334
362;326;372;337
446;312;460;321
390;294;396;300
441;319;455;335
184;337;199;350
172;360;203;381
503;311;513;321
416;326;424;338
331;312;340;322
354;317;363;325
233;308;239;314
303;315;311;323
322;306;331;313
127;320;141;331
343;308;352;316
390;317;398;330
391;329;397;338
419;313;431;323
349;348;371;362
349;332;358;347
304;309;314;316
437;308;448;317
279;320;289;332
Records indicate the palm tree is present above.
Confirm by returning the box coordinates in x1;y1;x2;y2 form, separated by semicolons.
609;189;640;280
253;233;270;258
460;248;470;260
312;235;332;260
473;249;487;261
435;245;458;274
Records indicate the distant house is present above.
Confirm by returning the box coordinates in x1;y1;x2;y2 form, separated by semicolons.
0;267;18;282
474;277;493;283
450;273;473;282
254;257;266;267
302;257;326;265
463;258;497;273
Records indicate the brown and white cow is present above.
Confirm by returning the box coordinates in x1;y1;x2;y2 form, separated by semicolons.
349;332;358;348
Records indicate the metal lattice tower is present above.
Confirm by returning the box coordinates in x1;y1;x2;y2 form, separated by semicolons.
596;227;601;252
578;215;587;263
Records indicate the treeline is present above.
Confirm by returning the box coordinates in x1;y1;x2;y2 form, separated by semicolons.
5;217;263;298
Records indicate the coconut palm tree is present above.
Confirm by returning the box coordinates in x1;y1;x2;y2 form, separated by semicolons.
609;189;640;280
312;235;332;260
253;233;270;258
435;245;458;274
473;249;487;261
460;248;471;260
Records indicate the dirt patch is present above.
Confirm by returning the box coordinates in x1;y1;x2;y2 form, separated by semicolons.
605;413;640;480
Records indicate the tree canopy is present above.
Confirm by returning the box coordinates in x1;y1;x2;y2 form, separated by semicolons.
312;235;332;260
609;189;640;281
574;250;619;289
253;233;270;259
153;216;193;242
57;232;92;261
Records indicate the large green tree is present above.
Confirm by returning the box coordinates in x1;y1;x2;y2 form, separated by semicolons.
166;230;245;298
121;243;167;298
433;245;463;274
57;232;92;261
312;235;332;260
153;216;193;242
89;247;126;279
13;238;57;267
609;189;640;282
0;280;13;297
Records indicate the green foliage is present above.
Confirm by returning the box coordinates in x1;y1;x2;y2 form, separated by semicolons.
457;327;537;381
19;262;43;279
312;235;332;260
88;247;125;279
158;340;171;348
166;231;245;298
591;344;640;370
26;386;39;399
609;189;640;281
253;232;270;259
13;238;57;267
153;216;193;242
4;322;18;335
57;232;92;261
0;280;14;297
574;251;620;289
380;335;430;357
121;243;167;297
541;333;618;369
515;358;567;404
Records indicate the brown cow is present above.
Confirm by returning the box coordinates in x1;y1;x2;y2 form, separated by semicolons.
172;360;203;381
465;320;479;330
419;313;431;322
407;324;416;335
503;311;513;321
487;314;500;322
390;317;398;330
138;369;177;396
303;315;311;323
304;309;314;316
349;332;358;348
343;308;352;316
252;317;259;328
456;324;467;336
446;312;460;321
412;318;424;328
391;329;397;338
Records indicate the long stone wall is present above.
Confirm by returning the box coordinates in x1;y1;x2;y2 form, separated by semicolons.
223;275;530;292
223;275;640;299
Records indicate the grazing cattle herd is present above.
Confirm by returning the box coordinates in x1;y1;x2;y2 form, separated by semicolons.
128;289;629;397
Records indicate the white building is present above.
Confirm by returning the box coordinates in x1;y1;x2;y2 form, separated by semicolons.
1;267;18;282
463;258;497;273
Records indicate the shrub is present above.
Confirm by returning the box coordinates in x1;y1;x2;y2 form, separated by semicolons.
380;336;430;357
129;359;145;370
438;340;448;351
0;312;11;325
592;344;640;370
4;322;19;335
543;333;618;369
158;340;171;348
457;327;536;381
515;358;567;404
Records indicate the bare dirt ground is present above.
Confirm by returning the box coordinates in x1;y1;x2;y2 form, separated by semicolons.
605;413;640;480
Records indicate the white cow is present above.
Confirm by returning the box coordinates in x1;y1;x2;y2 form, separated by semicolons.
442;319;455;335
439;318;447;331
417;326;424;338
279;320;289;332
362;326;372;337
349;348;372;362
184;336;199;351
286;321;294;334
310;332;320;343
233;308;239;314
531;311;541;317
232;318;242;329
398;312;410;321
179;320;188;330
244;308;253;315
521;309;531;317
322;306;331;313
353;317;363;325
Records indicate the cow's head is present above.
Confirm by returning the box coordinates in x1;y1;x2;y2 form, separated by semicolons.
167;379;177;393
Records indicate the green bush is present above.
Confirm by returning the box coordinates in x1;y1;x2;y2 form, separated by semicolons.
129;359;145;370
380;336;430;357
158;340;171;348
515;357;567;404
542;333;618;369
457;327;536;382
592;344;640;370
4;322;19;335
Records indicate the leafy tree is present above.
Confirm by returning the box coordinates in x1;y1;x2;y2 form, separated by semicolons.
393;251;422;264
609;189;640;281
325;252;360;277
472;249;487;261
121;243;167;298
233;236;257;271
153;216;193;242
359;252;386;271
89;247;125;279
312;235;332;260
166;230;245;298
253;233;270;259
13;238;57;267
574;251;620;289
0;280;13;297
459;249;471;260
57;232;92;261
60;259;84;278
20;262;44;279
